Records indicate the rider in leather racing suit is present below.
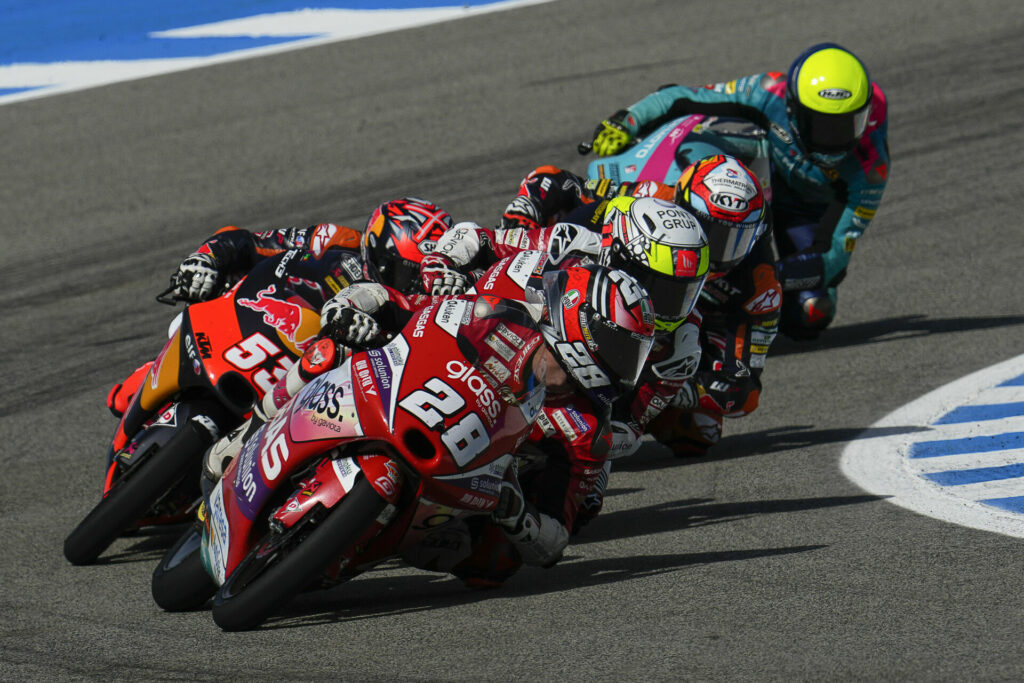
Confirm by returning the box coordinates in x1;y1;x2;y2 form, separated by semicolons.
590;42;889;339
420;195;710;462
208;257;656;588
106;198;449;416
489;161;780;457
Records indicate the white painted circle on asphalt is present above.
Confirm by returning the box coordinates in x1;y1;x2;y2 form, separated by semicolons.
842;353;1024;538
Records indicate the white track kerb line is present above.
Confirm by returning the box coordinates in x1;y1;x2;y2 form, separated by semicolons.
842;353;1024;538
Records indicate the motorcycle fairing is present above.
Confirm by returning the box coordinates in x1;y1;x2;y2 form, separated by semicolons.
587;114;775;203
362;335;411;431
271;454;402;531
430;452;514;512
286;364;362;444
203;480;231;585
203;296;544;586
588;115;706;185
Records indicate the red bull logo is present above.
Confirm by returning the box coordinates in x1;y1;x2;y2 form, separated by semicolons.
237;285;312;347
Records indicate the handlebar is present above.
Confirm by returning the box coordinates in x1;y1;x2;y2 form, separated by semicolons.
577;141;593;155
156;281;184;306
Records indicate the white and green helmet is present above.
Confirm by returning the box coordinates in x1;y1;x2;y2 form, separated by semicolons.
598;196;710;332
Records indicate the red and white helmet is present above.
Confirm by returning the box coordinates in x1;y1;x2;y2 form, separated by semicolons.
674;155;768;274
539;264;656;407
362;197;453;294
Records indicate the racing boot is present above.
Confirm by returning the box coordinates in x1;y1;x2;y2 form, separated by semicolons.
572;460;611;534
491;475;568;568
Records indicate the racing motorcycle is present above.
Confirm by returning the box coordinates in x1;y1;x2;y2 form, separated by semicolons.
63;253;321;565
582;113;774;202
151;295;546;631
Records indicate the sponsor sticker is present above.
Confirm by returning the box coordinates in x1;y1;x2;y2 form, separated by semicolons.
207;484;230;584
484;356;511;382
485;334;516;362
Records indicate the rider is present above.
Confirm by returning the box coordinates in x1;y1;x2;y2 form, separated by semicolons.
171;196;453;302
589;42;889;339
206;258;657;587
489;157;780;458
650;155;780;456
419;196;710;454
418;196;711;526
106;197;452;417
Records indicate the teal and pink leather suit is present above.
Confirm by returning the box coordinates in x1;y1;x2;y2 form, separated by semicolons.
618;72;890;338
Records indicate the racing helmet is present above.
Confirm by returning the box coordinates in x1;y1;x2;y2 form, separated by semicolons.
598;196;710;333
674;155;768;274
362;197;453;294
786;43;873;166
539;264;656;407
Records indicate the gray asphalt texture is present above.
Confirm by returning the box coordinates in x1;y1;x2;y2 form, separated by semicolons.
3;0;1024;679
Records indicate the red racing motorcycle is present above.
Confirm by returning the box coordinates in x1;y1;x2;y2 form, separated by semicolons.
63;253;322;565
152;294;547;631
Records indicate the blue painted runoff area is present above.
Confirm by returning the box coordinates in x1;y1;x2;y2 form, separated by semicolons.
933;402;1024;424
0;86;42;97
908;432;1024;459
0;0;512;65
982;496;1024;513
1000;373;1024;387
924;463;1024;486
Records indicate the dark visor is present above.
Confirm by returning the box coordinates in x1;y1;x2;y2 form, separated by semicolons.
795;104;870;153
706;220;760;272
590;317;653;390
371;256;422;295
607;249;705;322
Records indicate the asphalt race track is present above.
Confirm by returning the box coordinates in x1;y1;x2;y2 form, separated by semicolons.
3;0;1024;678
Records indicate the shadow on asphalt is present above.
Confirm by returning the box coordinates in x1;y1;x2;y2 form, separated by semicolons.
770;313;1024;356
262;543;826;630
613;423;931;472
571;494;884;545
256;493;880;630
90;523;190;565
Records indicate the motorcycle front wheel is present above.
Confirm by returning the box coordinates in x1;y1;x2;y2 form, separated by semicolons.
211;476;386;632
63;419;212;566
151;526;218;611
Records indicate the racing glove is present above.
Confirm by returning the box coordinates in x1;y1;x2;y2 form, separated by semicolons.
500;195;544;230
174;252;221;301
591;110;635;157
320;303;381;348
670;378;702;411
419;254;471;296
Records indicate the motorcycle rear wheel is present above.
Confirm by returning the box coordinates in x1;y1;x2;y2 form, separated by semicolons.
151;526;217;611
211;476;386;632
63;420;212;565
